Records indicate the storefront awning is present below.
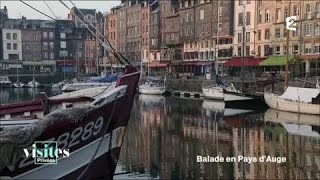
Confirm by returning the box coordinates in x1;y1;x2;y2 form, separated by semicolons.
224;57;264;67
259;55;294;66
299;54;320;61
171;61;213;66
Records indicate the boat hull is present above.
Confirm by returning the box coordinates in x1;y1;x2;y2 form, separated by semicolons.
62;82;115;92
139;85;166;95
202;86;224;100
264;92;320;115
0;67;140;179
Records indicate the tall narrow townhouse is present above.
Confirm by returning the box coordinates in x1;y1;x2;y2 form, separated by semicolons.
233;0;257;57
2;19;23;72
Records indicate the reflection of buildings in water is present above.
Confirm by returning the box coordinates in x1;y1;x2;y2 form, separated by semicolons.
119;97;320;179
0;90;10;104
231;110;320;180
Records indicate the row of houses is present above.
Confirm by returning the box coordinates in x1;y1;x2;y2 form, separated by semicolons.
105;0;320;77
0;6;104;74
1;0;320;77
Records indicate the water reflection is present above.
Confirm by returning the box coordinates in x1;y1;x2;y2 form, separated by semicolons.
119;96;320;179
0;88;58;104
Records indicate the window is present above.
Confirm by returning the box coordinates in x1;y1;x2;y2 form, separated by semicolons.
265;29;270;39
275;46;281;54
246;12;251;25
44;52;48;59
258;11;262;23
305;44;312;54
239;0;243;5
13;33;17;40
246;32;250;42
306;4;312;13
293;6;299;16
13;43;17;50
265;10;270;22
238;46;242;56
238;33;242;43
50;52;54;59
293;25;299;36
60;33;66;39
218;23;222;32
6;33;10;40
170;33;175;41
49;32;54;39
43;42;48;49
264;45;270;56
317;2;320;14
257;45;261;56
284;7;288;20
247;0;251;4
276;8;281;21
200;10;204;20
315;22;320;36
305;23;312;36
60;41;66;48
293;45;299;54
7;43;11;50
219;7;222;16
275;28;281;38
185;28;189;36
258;30;261;40
49;42;54;49
238;13;243;26
185;13;189;22
245;46;250;56
314;45;320;53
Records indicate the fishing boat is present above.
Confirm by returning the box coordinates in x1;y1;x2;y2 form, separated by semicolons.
139;77;166;95
0;66;140;179
0;76;11;88
264;85;320;115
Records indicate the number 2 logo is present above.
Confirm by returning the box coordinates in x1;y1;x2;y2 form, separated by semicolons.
286;16;297;31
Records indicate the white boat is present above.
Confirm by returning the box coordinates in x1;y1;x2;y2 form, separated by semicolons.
139;78;166;95
12;82;24;88
62;82;116;92
202;85;224;100
0;76;11;87
264;86;320;115
26;80;41;88
202;83;254;102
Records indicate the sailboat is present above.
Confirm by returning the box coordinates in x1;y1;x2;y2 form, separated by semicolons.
26;66;40;88
264;4;320;115
139;10;166;95
202;1;262;106
12;66;24;88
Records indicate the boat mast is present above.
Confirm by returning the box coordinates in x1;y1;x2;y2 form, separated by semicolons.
147;3;150;79
241;1;246;91
215;0;221;78
285;0;292;89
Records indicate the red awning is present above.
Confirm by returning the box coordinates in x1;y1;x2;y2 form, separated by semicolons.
299;54;320;61
224;57;265;67
149;62;168;68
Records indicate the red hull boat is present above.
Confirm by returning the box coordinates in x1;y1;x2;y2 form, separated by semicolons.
0;66;140;179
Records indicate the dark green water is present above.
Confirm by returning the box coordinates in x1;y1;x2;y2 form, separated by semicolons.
1;89;319;179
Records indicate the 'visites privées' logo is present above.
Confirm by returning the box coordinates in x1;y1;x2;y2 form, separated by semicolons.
23;141;70;165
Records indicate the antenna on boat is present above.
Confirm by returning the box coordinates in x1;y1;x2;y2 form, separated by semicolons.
241;1;246;91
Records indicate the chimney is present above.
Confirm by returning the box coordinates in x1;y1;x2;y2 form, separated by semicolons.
22;16;26;20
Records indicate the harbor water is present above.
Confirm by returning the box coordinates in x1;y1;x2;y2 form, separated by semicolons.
1;89;319;179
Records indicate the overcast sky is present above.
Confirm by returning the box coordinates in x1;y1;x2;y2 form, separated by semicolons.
1;1;120;20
